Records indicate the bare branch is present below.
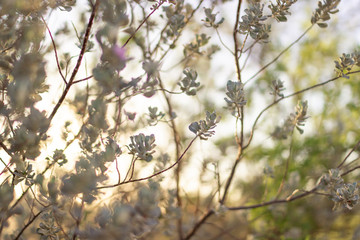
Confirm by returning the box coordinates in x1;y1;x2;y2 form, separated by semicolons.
122;1;165;49
227;187;318;211
244;70;360;150
41;16;67;84
184;210;214;240
275;136;294;199
97;136;198;189
233;0;243;82
244;25;314;85
49;0;100;122
72;75;93;84
0;141;12;157
337;139;360;169
157;0;205;62
13;206;49;240
341;165;360;177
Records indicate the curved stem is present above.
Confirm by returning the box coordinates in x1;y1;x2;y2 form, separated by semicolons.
184;210;214;240
244;25;314;85
72;75;93;84
244;70;360;150
13;206;49;240
122;1;165;48
158;0;204;62
157;74;183;238
341;165;360;177
184;3;243;238
49;0;100;122
337;139;360;169
215;28;234;55
220;148;242;204
41;16;67;84
233;0;243;82
0;141;12;157
97;136;198;189
275;135;294;199
227;187;318;210
220;0;244;206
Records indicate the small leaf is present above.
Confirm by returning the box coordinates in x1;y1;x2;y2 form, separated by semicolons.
189;122;200;134
317;22;328;28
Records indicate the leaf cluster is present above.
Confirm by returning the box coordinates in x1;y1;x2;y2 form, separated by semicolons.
311;0;340;28
147;107;165;126
270;79;285;98
334;52;360;78
272;100;308;139
128;133;156;162
202;8;224;28
177;68;200;96
238;2;271;42
183;33;210;57
319;169;360;210
189;111;221;140
224;80;247;117
269;0;297;22
37;212;60;240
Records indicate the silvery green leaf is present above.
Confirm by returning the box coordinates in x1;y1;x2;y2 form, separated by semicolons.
189;111;220;140
189;122;200;134
129;133;156;161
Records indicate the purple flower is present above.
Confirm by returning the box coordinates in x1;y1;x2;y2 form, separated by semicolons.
110;44;127;71
112;44;126;62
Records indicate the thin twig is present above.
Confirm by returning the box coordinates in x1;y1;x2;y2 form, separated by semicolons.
337;139;360;169
122;1;165;48
13;206;49;240
72;75;93;84
115;158;121;184
244;70;360;150
151;21;170;56
215;28;234;55
54;215;71;240
244;25;314;85
0;142;13;176
227;187;318;211
49;0;100;122
127;159;138;182
97;136;198;189
184;210;214;240
123;156;136;182
112;97;122;138
239;33;249;55
0;141;12;157
241;45;253;70
220;148;242;204
185;5;245;239
41;16;67;84
242;39;258;53
72;196;84;240
6;115;15;136
0;38;18;54
275;135;294;199
7;162;56;222
341;165;360;177
150;0;186;56
219;0;244;206
157;74;183;239
233;0;243;82
29;186;47;208
158;0;205;62
64;124;84;150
